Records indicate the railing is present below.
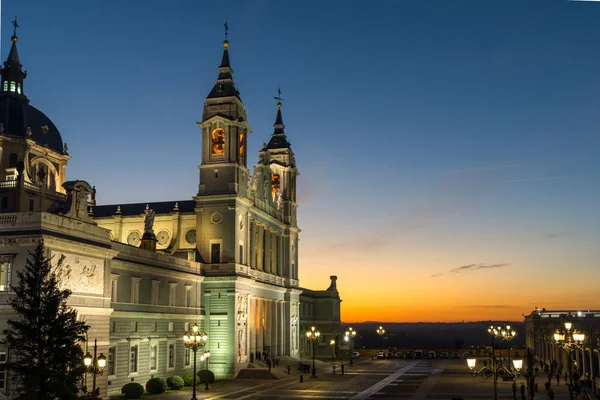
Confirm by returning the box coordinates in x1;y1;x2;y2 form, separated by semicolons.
0;213;17;225
0;180;17;188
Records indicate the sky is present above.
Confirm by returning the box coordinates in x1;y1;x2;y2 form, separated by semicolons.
2;0;600;323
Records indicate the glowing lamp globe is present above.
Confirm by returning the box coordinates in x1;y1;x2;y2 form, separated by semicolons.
512;359;523;371
467;358;476;370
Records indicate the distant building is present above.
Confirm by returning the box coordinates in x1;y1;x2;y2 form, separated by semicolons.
524;308;600;380
0;25;341;398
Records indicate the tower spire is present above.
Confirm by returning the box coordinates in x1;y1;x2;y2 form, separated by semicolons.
265;88;291;150
1;16;28;101
206;22;239;100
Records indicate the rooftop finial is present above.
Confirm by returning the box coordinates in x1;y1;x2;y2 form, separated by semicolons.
223;21;229;48
11;16;20;42
274;87;284;109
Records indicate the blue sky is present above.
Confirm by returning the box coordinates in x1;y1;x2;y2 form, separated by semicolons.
3;0;600;321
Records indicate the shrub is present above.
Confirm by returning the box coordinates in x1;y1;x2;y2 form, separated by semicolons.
121;382;144;399
197;369;215;383
182;373;200;386
166;375;184;390
146;377;167;394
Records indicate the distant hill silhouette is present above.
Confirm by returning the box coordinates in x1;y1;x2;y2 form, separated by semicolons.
342;321;525;351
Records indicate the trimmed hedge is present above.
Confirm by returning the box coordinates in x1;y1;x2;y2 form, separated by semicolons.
121;382;144;399
146;377;167;395
182;373;200;386
166;375;184;390
197;369;215;384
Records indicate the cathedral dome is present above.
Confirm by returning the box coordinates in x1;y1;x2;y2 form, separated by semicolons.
0;95;64;153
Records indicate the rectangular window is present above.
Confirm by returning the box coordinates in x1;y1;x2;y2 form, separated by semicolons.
168;322;174;332
0;351;6;393
168;344;174;368
108;346;116;376
130;345;138;373
110;278;118;302
239;244;244;264
131;277;141;304
131;321;138;332
151;280;160;305
211;243;220;263
185;285;192;307
150;344;157;370
169;283;177;306
184;322;189;332
185;347;191;366
0;256;12;292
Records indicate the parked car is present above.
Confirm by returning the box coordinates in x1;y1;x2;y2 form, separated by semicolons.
406;352;414;359
427;351;436;359
414;350;424;359
395;352;404;359
451;352;460;359
440;352;449;359
377;351;385;359
352;351;360;357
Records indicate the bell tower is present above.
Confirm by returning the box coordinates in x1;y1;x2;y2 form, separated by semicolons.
197;29;250;196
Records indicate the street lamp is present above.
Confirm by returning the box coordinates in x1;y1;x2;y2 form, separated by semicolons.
345;327;357;366
376;326;385;352
83;338;107;399
330;339;336;361
201;350;211;390
183;324;208;400
497;324;517;370
553;320;585;400
465;325;520;400
306;326;320;378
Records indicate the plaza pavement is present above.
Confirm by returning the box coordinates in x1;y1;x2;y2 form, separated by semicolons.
151;357;582;399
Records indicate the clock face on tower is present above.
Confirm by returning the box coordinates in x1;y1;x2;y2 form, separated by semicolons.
211;128;225;158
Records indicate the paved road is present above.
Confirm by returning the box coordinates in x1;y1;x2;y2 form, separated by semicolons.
157;358;580;399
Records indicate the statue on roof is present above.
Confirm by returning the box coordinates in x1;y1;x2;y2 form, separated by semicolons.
144;208;155;234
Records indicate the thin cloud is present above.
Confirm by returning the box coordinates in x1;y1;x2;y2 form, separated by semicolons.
544;232;567;239
430;263;510;278
504;176;563;183
458;305;519;309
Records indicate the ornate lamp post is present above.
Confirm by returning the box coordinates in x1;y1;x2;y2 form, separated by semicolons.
83;338;107;399
345;327;357;366
376;326;385;352
464;325;521;400
553;320;585;400
183;324;208;400
497;324;517;369
199;350;211;390
330;339;336;361
306;326;320;378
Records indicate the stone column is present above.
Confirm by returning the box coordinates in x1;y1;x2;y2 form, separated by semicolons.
271;231;277;275
278;300;284;356
272;300;278;356
264;229;271;274
249;219;256;270
257;298;264;353
256;224;263;271
249;296;256;356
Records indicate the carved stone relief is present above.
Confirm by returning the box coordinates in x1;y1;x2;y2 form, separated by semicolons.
51;251;104;294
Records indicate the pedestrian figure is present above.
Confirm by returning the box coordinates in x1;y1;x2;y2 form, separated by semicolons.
520;383;526;400
341;364;345;375
250;352;254;363
565;371;568;383
556;372;560;386
534;382;538;393
512;381;517;399
287;365;291;375
267;359;271;372
548;388;555;400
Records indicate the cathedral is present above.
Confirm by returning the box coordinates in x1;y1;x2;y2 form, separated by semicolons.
0;22;341;398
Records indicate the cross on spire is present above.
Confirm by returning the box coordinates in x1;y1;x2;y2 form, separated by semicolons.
274;87;284;109
224;21;229;41
11;16;20;37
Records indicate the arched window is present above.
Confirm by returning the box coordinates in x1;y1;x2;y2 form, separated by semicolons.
16;84;21;94
9;82;16;92
2;81;7;92
8;154;17;168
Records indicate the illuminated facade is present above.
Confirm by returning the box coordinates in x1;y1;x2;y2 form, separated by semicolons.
0;27;341;398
